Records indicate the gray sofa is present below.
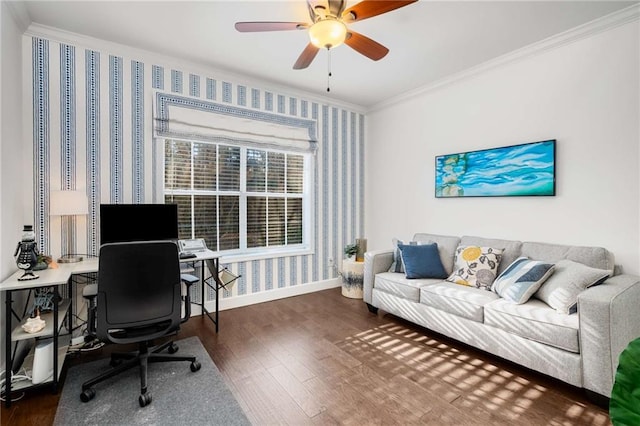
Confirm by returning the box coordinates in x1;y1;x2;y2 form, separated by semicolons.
363;233;640;398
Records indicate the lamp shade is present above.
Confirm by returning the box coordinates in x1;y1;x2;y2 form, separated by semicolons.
50;190;89;216
308;19;347;49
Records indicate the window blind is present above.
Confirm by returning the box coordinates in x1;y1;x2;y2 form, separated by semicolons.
165;139;307;254
154;92;317;154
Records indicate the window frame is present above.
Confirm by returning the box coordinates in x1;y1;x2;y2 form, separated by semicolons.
159;137;315;262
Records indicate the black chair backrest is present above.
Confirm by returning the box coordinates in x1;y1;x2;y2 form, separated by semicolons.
97;241;181;344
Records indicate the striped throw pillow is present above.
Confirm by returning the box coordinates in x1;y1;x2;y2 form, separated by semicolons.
491;257;555;304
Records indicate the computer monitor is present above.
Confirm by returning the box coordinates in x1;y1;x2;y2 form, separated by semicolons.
99;203;179;245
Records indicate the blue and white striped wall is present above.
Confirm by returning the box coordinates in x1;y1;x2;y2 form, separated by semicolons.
27;31;365;305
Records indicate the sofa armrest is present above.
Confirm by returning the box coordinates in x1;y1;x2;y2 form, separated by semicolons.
578;274;640;397
363;250;394;304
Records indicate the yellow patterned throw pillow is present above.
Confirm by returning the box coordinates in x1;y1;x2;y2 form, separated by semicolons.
446;245;503;290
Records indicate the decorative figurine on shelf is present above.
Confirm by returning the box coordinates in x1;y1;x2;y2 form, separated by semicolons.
21;308;46;334
14;225;40;281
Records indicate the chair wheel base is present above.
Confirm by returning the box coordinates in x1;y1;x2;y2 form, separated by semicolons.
190;361;201;372
80;388;96;402
139;392;152;407
167;343;178;354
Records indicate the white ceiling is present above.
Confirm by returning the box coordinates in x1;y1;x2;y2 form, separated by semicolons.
16;0;637;108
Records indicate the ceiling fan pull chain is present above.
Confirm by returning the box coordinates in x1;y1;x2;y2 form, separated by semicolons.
327;48;332;92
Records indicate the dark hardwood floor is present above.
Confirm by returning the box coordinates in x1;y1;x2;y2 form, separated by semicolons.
1;287;611;425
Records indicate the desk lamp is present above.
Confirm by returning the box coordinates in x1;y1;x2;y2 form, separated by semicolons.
51;190;88;263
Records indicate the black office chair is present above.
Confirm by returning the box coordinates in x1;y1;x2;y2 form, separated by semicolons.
80;240;201;407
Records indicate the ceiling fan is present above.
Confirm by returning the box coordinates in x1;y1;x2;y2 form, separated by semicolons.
235;0;418;70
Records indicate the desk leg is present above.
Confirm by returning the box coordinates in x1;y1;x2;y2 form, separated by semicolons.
67;276;73;335
4;290;12;408
200;259;205;320
52;286;59;393
215;258;219;333
198;258;220;333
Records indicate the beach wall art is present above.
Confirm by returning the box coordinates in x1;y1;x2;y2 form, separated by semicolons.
435;140;556;198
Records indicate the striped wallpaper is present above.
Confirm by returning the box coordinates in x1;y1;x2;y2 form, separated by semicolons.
28;35;365;303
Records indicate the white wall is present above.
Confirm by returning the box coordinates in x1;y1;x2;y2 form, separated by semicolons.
1;0;27;371
1;1;27;276
366;20;640;275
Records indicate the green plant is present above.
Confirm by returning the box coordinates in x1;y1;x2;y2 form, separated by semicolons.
33;254;52;271
344;243;358;258
610;337;640;425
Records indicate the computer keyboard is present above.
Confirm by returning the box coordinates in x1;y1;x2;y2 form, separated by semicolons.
179;251;197;259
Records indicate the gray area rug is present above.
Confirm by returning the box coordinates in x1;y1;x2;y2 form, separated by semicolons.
54;336;250;426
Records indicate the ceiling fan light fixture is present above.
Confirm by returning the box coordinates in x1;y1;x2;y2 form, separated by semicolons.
308;18;347;49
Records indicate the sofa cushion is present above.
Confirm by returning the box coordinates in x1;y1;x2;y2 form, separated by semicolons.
534;259;610;314
521;241;615;275
484;298;580;353
413;233;461;275
374;272;442;302
399;243;448;279
460;236;522;275
420;281;500;322
446;246;503;290
491;257;555;304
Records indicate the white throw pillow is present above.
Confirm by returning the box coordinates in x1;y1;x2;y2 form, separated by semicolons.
534;259;610;314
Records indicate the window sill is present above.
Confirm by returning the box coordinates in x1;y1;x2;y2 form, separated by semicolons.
218;247;314;264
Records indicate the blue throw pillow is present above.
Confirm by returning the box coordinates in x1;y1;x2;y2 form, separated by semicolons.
398;243;448;279
389;238;432;273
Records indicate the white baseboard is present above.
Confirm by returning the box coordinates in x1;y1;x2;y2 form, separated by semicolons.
193;278;341;315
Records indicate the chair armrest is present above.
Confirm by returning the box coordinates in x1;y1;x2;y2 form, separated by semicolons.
180;274;199;286
363;249;394;304
82;283;98;299
180;274;199;322
578;273;640;396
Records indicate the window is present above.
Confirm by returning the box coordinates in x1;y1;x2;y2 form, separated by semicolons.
164;139;309;257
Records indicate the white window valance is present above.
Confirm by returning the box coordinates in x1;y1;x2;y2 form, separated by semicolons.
153;92;318;153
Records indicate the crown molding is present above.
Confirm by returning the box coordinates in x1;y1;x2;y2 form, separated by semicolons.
368;3;640;113
24;23;367;114
4;1;31;33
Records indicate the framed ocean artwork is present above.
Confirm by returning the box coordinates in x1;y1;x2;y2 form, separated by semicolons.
435;140;556;198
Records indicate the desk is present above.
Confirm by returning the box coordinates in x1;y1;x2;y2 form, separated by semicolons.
0;251;221;408
178;249;224;332
1;261;94;407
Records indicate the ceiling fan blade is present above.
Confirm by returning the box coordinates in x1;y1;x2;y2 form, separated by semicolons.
328;0;346;17
235;22;308;32
342;0;418;23
344;31;389;61
293;43;320;69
